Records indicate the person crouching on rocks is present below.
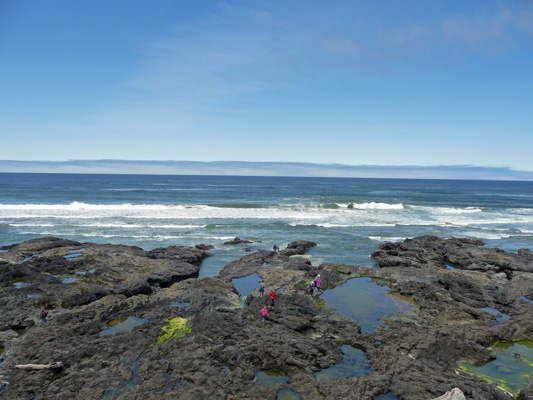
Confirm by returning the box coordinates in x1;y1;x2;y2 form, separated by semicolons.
259;280;265;297
261;306;268;324
269;290;277;309
40;307;49;324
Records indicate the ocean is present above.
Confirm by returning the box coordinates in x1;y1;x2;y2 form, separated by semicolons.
1;173;533;277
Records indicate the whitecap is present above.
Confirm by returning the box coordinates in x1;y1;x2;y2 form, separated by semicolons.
350;202;404;210
368;236;407;242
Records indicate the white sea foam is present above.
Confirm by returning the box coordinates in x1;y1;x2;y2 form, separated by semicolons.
412;205;483;214
9;223;56;227
315;222;397;228
10;223;205;229
21;231;190;241
462;231;512;240
0;202;212;211
350;202;404;210
2;202;533;233
368;236;407;242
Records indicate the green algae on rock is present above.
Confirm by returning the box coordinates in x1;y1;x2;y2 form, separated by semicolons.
460;339;533;397
155;317;191;345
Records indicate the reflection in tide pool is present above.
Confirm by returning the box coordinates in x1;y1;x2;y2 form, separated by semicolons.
460;339;533;396
76;268;95;275
319;277;417;333
253;370;288;385
99;316;149;337
13;279;31;289
169;301;190;308
232;273;261;299
483;307;511;328
314;345;372;380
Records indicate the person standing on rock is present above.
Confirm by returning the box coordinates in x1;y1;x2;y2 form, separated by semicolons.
273;244;279;254
269;290;277;309
315;274;322;292
261;306;269;324
259;280;265;297
40;307;49;324
309;281;315;296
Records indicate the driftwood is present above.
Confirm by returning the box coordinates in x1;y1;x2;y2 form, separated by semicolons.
15;362;64;371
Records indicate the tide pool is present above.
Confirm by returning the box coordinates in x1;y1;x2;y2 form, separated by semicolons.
460;339;533;396
314;345;372;380
232;273;261;299
319;277;418;333
253;370;289;385
100;316;150;337
277;388;302;399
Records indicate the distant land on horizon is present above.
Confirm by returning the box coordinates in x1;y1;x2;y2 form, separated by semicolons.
1;160;532;181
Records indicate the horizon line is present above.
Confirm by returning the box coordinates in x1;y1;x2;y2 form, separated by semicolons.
1;159;532;181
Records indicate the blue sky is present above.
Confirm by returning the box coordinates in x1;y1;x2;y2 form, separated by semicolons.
1;0;532;172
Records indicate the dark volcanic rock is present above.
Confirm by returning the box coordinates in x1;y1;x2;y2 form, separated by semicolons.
372;235;533;273
0;238;212;329
195;243;215;251
1;236;533;399
223;237;253;245
280;240;317;256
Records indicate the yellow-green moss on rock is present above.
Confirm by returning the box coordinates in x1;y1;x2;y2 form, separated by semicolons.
155;318;191;346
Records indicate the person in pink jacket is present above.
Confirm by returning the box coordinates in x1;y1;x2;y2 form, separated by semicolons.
315;274;322;292
260;306;268;324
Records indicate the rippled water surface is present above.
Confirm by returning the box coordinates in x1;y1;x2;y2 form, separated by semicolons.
1;174;533;278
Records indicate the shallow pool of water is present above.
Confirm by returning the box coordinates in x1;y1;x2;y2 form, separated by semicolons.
314;345;373;380
65;248;85;260
253;370;289;386
62;277;80;284
12;278;31;289
319;277;418;333
98;357;141;400
460;339;533;396
277;388;302;400
76;268;96;275
99;316;150;337
483;307;511;328
232;273;261;298
169;301;191;308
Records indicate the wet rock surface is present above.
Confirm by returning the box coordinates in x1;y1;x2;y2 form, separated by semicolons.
0;236;532;399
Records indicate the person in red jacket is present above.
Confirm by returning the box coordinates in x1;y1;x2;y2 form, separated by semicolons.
269;290;277;309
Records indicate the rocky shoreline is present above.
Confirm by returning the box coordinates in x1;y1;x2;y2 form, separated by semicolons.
1;236;532;399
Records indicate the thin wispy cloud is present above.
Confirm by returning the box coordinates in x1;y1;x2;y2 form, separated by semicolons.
1;160;532;181
126;9;294;103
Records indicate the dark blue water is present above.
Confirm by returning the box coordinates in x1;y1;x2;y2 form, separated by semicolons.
1;173;533;276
